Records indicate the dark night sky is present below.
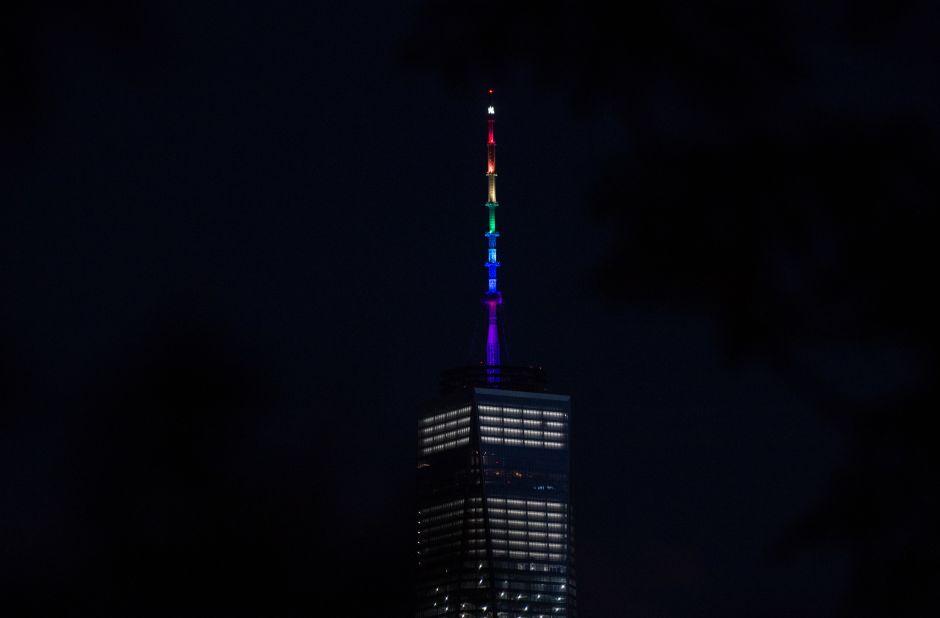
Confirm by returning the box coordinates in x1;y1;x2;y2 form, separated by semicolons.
3;2;938;617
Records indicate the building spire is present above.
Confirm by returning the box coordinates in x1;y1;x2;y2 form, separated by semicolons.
483;89;502;373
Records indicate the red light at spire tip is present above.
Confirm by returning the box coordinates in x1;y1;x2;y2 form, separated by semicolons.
488;88;494;95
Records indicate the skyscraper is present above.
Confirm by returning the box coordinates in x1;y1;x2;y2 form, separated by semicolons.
415;93;578;618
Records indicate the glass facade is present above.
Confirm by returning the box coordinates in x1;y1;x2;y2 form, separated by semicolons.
416;387;577;618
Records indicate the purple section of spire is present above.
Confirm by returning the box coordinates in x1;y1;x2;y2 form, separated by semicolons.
485;298;500;367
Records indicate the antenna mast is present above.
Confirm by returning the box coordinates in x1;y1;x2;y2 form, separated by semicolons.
483;90;502;374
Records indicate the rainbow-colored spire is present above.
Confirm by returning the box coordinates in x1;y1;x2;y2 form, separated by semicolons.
483;90;502;371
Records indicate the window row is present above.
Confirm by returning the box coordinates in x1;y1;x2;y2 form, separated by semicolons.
488;498;565;510
419;426;471;447
488;519;566;531
488;508;567;520
479;425;566;441
419;405;472;427
489;540;568;552
480;436;565;449
478;405;567;421
490;530;567;542
419;522;567;538
420;436;471;455
491;549;567;562
419;415;471;436
420;533;568;550
418;510;483;528
419;516;485;535
479;416;568;431
417;497;480;516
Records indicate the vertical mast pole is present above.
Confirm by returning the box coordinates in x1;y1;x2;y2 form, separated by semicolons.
483;90;502;374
